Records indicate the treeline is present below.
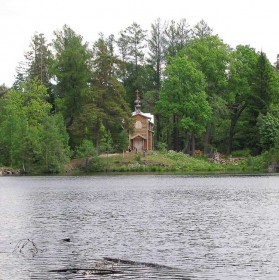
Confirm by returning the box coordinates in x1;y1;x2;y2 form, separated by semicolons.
1;18;279;173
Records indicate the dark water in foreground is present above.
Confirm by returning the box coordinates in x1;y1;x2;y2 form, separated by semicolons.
0;175;279;279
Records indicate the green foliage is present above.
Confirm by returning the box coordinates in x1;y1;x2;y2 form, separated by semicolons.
148;18;166;89
258;108;279;150
114;130;129;152
68;35;132;150
141;89;160;113
157;142;167;152
40;114;70;173
245;152;269;170
166;150;189;161
118;22;147;66
52;25;91;121
185;35;230;97
157;54;211;151
73;139;104;172
99;127;114;154
135;154;141;162
163;19;192;62
268;142;279;163
0;80;70;173
192;20;213;38
251;52;276;114
0;90;27;167
74;139;97;159
87;157;104;172
183;35;230;153
231;149;251;157
2;21;279;173
14;33;53;92
226;45;259;153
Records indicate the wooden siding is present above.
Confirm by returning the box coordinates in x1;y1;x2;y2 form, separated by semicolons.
130;114;154;150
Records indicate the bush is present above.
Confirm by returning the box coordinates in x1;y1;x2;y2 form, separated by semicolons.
245;152;269;170
88;157;104;172
136;154;141;162
167;150;188;161
74;139;97;159
157;142;167;152
232;149;251;157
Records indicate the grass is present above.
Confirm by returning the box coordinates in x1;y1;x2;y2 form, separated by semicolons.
74;150;258;174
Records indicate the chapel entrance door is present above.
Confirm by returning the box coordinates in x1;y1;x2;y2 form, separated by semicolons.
134;137;143;151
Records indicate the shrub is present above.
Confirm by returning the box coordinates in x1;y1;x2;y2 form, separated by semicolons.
136;154;141;162
74;139;97;159
88;157;104;172
245;152;269;170
232;149;251;157
157;142;167;152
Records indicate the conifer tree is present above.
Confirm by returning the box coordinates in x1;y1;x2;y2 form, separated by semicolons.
70;35;132;151
117;23;147;107
52;25;92;125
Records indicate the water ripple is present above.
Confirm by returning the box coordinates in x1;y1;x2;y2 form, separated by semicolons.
1;175;279;279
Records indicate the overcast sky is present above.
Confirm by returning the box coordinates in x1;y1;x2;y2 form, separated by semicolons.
1;0;278;86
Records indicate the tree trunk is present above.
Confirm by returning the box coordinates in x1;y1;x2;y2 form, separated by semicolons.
228;103;247;155
228;118;237;155
203;123;212;156
94;121;101;152
191;134;196;156
182;132;190;154
173;115;179;151
155;114;161;143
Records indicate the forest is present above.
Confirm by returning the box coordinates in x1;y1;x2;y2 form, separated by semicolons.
1;18;279;173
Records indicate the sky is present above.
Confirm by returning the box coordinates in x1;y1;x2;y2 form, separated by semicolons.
1;0;279;87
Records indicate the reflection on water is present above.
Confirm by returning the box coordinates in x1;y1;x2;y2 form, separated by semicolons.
1;175;279;279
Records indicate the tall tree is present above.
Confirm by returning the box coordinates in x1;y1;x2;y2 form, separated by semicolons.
191;19;213;38
251;52;276;114
26;33;52;86
13;33;53;92
40;113;70;173
226;45;259;154
70;36;132;151
184;35;231;154
0;79;70;172
148;18;166;90
52;25;92;125
157;55;211;153
258;105;279;150
146;18;167;143
246;51;279;152
118;22;147;69
117;22;147;107
163;19;191;64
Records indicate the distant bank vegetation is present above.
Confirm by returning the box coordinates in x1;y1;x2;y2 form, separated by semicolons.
1;18;279;174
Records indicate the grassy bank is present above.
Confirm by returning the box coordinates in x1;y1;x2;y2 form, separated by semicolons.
67;150;269;175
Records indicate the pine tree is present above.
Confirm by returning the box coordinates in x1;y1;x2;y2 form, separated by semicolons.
14;33;53;89
148;18;166;90
70;35;132;151
191;19;213;38
52;25;92;125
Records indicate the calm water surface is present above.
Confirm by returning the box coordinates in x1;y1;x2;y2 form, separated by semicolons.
1;175;279;279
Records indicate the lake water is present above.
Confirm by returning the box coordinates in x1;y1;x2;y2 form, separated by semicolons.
1;175;279;279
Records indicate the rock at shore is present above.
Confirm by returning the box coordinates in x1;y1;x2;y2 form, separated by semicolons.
0;167;21;176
